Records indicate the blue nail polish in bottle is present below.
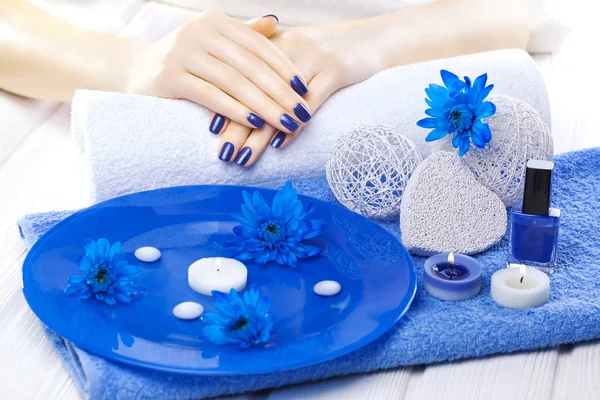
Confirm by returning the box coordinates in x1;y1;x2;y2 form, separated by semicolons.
508;160;560;274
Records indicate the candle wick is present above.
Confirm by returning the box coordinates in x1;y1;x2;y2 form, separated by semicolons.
520;276;524;288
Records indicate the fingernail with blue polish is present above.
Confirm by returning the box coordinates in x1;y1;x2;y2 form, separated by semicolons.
262;14;279;23
219;142;234;162
280;114;300;132
293;103;311;123
235;147;252;166
209;114;225;134
247;113;265;129
291;76;308;97
271;132;286;148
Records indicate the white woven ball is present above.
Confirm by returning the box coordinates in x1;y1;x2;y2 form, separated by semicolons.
326;125;421;219
432;95;554;206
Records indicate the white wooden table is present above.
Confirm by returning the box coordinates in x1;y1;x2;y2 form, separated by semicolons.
1;1;599;399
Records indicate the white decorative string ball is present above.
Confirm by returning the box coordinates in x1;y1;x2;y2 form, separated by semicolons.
326;125;422;219
432;95;554;206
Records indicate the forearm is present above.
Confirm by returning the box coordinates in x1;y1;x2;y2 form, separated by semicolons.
0;0;140;101
365;0;530;69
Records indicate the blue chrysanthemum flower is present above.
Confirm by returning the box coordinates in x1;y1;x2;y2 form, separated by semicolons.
201;285;275;349
64;238;146;305
417;70;496;156
229;183;326;268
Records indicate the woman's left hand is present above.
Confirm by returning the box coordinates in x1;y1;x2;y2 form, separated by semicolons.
210;23;385;166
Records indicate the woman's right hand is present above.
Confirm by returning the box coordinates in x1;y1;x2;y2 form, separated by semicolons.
124;10;311;134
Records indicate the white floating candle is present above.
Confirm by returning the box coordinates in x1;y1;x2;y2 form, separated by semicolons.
173;301;204;320
314;280;342;296
491;264;550;309
188;257;247;296
134;246;161;263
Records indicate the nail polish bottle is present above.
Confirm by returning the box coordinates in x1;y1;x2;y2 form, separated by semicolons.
508;160;560;274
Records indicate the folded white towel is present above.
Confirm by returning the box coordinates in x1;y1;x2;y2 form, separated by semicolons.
72;49;550;203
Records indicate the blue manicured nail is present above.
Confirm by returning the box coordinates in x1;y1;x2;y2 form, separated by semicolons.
209;114;225;134
280;114;299;132
262;14;279;23
235;147;252;166
271;132;286;148
293;103;311;123
219;142;234;162
247;113;265;129
290;76;308;96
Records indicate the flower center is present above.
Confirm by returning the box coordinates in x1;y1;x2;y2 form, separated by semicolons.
265;222;279;234
447;105;474;132
95;269;108;283
231;316;249;331
90;263;114;288
260;220;285;243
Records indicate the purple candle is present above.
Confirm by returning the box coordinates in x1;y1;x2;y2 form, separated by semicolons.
424;253;482;301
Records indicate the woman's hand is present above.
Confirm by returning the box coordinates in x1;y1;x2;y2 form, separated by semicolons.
125;10;311;134
211;24;385;166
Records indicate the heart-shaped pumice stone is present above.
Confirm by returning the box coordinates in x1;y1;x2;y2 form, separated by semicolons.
400;151;507;256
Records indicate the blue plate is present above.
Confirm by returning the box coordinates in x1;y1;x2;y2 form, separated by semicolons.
22;185;416;375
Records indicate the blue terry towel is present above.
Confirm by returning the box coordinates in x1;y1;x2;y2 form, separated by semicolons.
18;148;600;400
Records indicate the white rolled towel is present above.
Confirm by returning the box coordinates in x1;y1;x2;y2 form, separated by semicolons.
72;49;550;203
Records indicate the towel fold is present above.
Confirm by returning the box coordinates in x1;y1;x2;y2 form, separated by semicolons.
19;148;600;400
73;49;550;203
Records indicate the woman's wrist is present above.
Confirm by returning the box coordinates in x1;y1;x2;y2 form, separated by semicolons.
296;23;387;87
0;0;149;101
108;37;149;95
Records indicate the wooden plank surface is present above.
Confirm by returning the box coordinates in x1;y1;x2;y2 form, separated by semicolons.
1;1;599;400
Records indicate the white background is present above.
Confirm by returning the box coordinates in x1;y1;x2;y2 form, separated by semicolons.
1;0;599;398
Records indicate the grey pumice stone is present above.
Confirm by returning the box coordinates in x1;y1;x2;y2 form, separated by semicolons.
400;152;507;256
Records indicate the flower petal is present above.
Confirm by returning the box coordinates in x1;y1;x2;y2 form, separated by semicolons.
252;191;270;216
113;291;133;303
83;239;96;259
459;135;471;156
109;242;122;258
475;101;496;119
302;219;327;239
452;133;461;148
425;107;447;118
416;118;438;129
472;120;492;143
471;128;486;148
201;325;227;344
425;84;450;104
440;69;460;89
64;282;84;295
96;238;110;258
425;128;450;142
68;274;86;284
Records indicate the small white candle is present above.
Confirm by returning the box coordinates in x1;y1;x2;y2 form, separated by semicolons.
313;280;342;296
134;246;161;262
491;264;550;309
188;257;247;296
172;301;204;320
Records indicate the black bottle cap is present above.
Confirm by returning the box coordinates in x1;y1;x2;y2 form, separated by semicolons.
522;160;554;216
